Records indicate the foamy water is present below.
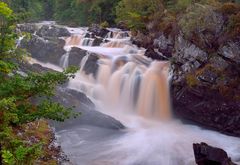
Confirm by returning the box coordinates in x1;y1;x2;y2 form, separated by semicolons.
29;25;240;165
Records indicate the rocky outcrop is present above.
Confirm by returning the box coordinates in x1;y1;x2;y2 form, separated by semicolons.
20;35;66;65
17;23;39;33
171;35;240;137
92;38;103;46
83;53;99;77
153;33;174;58
36;25;71;38
193;143;237;165
88;24;109;38
67;47;99;77
132;32;153;48
132;4;240;137
68;47;88;66
52;87;125;130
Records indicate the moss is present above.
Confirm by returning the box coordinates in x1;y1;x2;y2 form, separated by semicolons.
186;73;199;87
100;21;109;28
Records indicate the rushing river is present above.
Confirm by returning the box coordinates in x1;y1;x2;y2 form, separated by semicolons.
28;24;240;165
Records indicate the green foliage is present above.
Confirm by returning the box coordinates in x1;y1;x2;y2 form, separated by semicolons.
53;0;120;26
0;2;78;164
100;21;109;28
2;150;15;165
115;0;163;30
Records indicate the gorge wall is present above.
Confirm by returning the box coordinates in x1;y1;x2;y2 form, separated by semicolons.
131;3;240;137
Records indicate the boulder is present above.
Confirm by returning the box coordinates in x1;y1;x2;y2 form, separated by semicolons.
88;24;109;38
36;25;71;38
68;47;88;67
218;41;240;64
92;38;103;46
67;48;99;77
51;87;125;130
193;142;236;165
21;35;66;65
83;53;99;77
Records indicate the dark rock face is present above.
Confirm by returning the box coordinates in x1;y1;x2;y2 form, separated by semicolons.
172;86;240;136
21;35;66;65
153;33;174;58
52;87;125;130
88;24;109;38
92;38;103;46
131;32;153;48
36;25;71;38
132;5;240;136
193;143;236;165
68;47;87;67
83;53;99;77
145;47;169;61
68;47;99;77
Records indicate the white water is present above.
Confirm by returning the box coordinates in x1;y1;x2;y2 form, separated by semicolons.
30;25;240;165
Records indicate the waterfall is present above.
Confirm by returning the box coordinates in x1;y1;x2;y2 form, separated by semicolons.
79;53;90;73
59;51;70;69
65;35;83;46
16;35;25;48
29;23;240;165
80;38;95;46
68;53;171;120
63;27;172;120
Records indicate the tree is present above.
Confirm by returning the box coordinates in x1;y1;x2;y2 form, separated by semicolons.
115;0;163;31
0;2;78;164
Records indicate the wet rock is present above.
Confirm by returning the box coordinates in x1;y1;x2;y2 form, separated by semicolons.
88;24;109;38
218;41;240;64
145;47;168;61
36;25;71;38
52;87;125;130
92;38;103;46
193;142;236;165
83;53;99;77
17;23;39;33
68;47;99;77
21;35;66;65
68;47;87;67
172;85;240;137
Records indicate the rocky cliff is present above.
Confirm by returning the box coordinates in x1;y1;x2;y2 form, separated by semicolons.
133;3;240;137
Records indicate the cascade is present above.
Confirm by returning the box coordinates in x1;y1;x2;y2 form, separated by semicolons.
59;51;70;69
28;24;240;165
80;38;95;46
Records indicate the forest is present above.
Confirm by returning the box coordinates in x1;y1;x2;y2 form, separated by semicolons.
2;0;240;27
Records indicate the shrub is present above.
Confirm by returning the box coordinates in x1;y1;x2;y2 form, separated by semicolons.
178;3;220;39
